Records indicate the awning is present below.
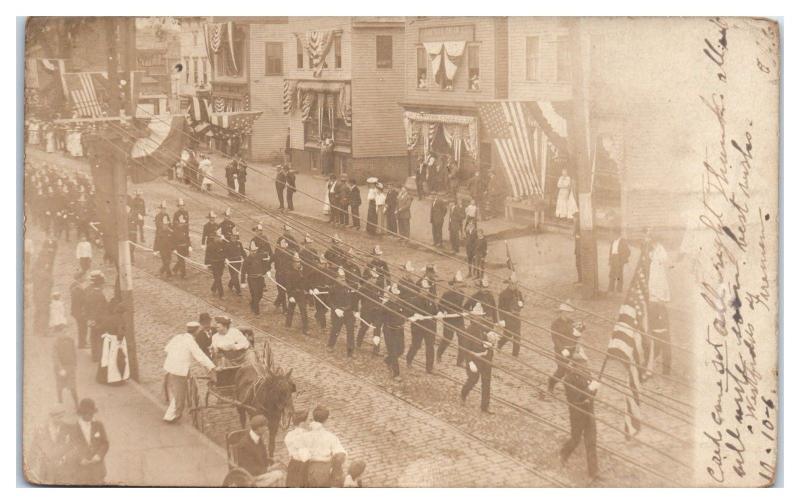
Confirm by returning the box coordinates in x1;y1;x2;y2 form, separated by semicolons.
209;110;263;130
283;79;352;128
403;110;477;162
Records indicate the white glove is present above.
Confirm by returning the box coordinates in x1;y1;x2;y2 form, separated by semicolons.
188;246;193;253
354;312;360;320
410;313;422;322
518;301;523;308
468;361;478;373
561;349;571;358
267;271;273;279
202;244;206;250
58;369;66;377
289;297;296;304
308;289;315;295
587;380;600;393
435;311;445;319
138;215;143;221
335;309;344;318
372;335;381;346
498;320;506;328
313;288;320;295
482;341;492;348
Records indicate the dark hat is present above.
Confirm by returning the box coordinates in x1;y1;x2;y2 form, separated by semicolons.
198;312;211;323
77;398;97;415
250;415;268;430
312;405;330;423
348;460;367;478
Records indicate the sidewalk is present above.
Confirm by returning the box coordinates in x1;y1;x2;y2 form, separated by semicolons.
22;231;228;487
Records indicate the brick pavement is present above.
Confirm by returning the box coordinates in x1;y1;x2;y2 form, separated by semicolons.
25;148;696;486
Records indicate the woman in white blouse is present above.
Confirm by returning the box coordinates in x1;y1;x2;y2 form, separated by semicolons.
375;183;387;236
555;169;578;219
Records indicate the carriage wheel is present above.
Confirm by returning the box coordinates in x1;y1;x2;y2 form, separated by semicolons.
187;375;204;432
222;467;254;487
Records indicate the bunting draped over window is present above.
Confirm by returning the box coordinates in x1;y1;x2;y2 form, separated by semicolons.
282;79;352;127
296;30;341;78
422;41;467;87
403;110;477;160
204;22;240;76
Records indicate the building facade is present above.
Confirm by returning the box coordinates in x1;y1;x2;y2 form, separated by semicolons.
177;17;211;108
283;17;407;182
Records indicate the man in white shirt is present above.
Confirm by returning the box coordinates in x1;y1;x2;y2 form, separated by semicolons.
284;409;310;487
162;322;217;422
304;406;346;487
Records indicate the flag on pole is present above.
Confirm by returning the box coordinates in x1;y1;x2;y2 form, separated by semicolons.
477;101;543;199
61;72;111;118
606;255;650;437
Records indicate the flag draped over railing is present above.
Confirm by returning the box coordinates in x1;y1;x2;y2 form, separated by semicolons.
606;255;651;437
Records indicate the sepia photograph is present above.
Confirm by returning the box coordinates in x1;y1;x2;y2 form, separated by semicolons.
18;12;781;489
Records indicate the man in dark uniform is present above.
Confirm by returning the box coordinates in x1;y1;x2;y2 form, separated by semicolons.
157;219;174;278
202;212;219;264
560;351;599;479
355;266;384;350
225;229;245;295
153;201;171;252
285;253;310;335
285;165;297;211
220;208;236;241
385;182;398;234
242;244;268;314
299;234;317;266
418;264;439;297
324;234;346;268
249;223;271;258
275;165;288;210
206;233;227;298
237;158;248;196
497;273;525;357
406;276;438;373
449;199;466;253
280;224;300;253
327;267;357;357
272;238;292;313
382;282;408;380
430;195;448;247
348;178;362;229
437;270;467;365
131;189;146;243
225;159;238;197
368;245;389;282
172;199;190;278
83;271;109;362
464;276;497;324
460;305;499;414
309;253;333;332
547;303;578;394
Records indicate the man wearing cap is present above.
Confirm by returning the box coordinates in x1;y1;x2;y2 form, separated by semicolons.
367;245;389;283
299;234;318;266
547;302;578;394
225;229;245;295
382;282;408;379
272;238;292;313
220;208;236;241
305;406;346;487
163;323;217;422
156;215;174;278
406;275;439;373
131;189;146;243
460;306;498;413
417;264;439;297
498;274;525;357
249;224;272;260
275;164;288;210
464;277;497;324
560;352;599;479
437;271;467;366
202;212;219;262
309;253;334;331
285;253;310;335
234;414;282;486
327;267;357;356
242;245;268;314
280;224;300;253
348;178;361;229
69;398;110;484
206;234;227;298
355;266;384;350
430;194;448;248
172;200;190;279
84;271;109;362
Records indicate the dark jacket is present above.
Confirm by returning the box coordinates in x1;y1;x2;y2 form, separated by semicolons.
430;197;448;225
235;433;270;477
201;221;219;247
349;185;362;207
286;171;297;193
551;316;577;353
609;237;631;265
68;420;110;484
464;289;497;323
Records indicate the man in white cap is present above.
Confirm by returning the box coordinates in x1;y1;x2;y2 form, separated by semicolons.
437;270;467;365
547;301;578;394
162;322;217;423
172;199;190;279
381;282;408;380
464;276;497;324
220;207;236;241
497;273;525;357
285;253;310;335
406;274;438;373
153;201;171;252
202;211;219;262
327;267;357;357
460;303;499;413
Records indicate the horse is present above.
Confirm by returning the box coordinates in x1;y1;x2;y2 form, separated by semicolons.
233;362;296;458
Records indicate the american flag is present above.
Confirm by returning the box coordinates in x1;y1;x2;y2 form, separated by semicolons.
478;101;543;198
187;97;212;135
607;255;651;437
61;72;110;118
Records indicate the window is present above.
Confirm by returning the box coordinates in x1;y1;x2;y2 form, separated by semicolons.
416;46;427;89
556;35;571;82
526;36;540;81
185;58;191;83
334;34;342;69
265;42;283;76
296;37;304;69
192;57;199;84
201;58;208;85
376;35;392;69
467;44;480;90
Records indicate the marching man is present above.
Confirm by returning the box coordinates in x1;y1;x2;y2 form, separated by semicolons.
460;303;499;414
162;321;217;423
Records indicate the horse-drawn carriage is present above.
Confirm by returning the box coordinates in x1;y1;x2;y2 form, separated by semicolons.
185;339;297;486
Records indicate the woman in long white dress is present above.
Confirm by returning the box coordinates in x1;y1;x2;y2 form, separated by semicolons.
555;169;578;219
97;332;130;385
375;183;387;236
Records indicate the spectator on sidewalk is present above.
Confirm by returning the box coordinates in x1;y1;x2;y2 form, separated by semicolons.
464;199;478;232
286;164;298;211
49;292;67;333
235;414;284;487
131;189;146;242
375;183;387;236
97;310;130;386
69;272;88;349
84;271;109;363
225;159;237;197
284;409;311;487
430;195;448;248
365;177;378;235
647;231;672;376
31;404;72;484
69;398;109;485
334;173;350;226
348;179;361;230
608;230;630;293
195;312;214;358
162;322;217;423
325;174;337;222
448;199;466;254
53;327;79;408
386;183;398;235
415;155;427;199
75;235;92;273
237;158;248;196
396;186;412;241
474;229;488;280
305;406;347;487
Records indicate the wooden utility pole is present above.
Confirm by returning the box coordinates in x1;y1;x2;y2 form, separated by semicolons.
569;18;599;299
106;17;140;381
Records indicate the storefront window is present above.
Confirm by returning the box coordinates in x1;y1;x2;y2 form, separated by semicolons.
265;42;283;76
416;46;427;89
468;45;480;90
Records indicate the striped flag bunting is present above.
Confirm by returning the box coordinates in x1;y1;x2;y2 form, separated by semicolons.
61;72;110;118
607;255;651;437
187;96;212;135
477;101;543;199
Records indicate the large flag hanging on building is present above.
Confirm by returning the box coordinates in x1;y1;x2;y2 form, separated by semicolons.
187;96;212;135
129;115;185;183
606;255;651;437
61;72;111;118
478;101;543;199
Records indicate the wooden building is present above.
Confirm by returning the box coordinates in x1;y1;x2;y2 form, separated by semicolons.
283;17;407;182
